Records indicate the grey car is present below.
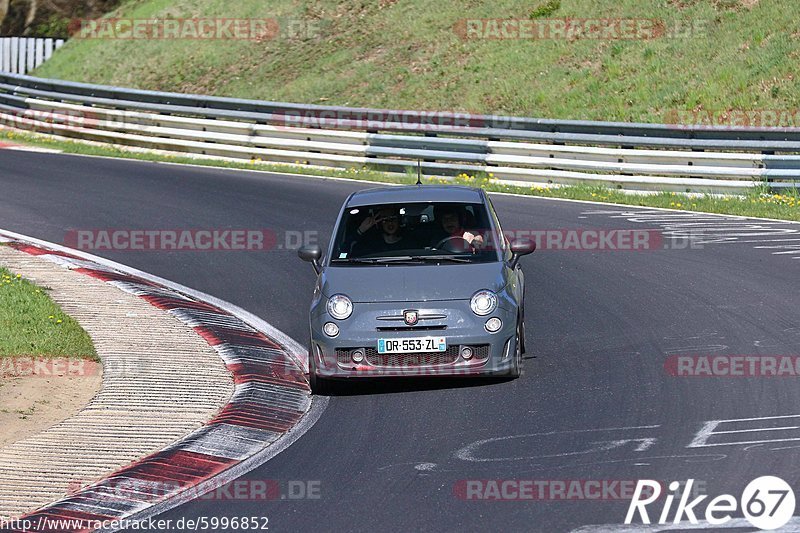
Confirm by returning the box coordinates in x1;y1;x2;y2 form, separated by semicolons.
298;185;535;393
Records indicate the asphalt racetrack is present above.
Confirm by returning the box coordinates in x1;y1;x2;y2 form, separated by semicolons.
2;150;800;531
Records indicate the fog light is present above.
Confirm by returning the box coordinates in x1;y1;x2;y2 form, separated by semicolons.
352;349;364;363
323;322;339;337
485;317;502;333
461;346;474;360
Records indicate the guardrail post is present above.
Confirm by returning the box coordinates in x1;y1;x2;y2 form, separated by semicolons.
26;39;35;72
9;38;18;74
17;38;26;75
0;38;9;73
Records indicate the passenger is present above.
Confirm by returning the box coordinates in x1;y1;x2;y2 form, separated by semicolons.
431;205;484;250
352;206;411;255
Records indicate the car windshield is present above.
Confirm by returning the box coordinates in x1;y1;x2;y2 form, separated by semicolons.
329;201;502;264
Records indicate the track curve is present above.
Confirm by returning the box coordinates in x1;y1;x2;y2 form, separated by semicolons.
1;150;799;532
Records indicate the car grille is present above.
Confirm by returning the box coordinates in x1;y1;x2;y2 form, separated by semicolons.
375;325;447;332
335;345;489;367
336;349;353;365
366;347;459;367
470;344;490;360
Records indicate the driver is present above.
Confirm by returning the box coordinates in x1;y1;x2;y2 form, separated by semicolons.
431;205;484;250
352;206;410;255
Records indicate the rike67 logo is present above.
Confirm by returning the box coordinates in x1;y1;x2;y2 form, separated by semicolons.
626;476;795;530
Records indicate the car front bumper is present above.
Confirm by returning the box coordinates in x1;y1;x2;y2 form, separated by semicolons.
309;299;519;379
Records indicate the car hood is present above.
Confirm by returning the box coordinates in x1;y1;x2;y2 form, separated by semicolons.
320;262;508;302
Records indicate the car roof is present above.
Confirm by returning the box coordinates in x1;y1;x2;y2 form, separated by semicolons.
346;185;484;207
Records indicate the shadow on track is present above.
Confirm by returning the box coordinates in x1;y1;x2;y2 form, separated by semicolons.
313;353;538;396
316;376;516;396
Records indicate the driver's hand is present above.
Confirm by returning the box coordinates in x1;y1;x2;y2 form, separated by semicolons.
463;232;484;249
358;216;379;234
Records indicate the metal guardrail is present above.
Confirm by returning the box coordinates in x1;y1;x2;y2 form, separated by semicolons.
0;72;798;193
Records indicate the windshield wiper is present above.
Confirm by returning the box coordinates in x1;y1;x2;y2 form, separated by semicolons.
332;255;472;264
332;256;417;264
409;255;472;263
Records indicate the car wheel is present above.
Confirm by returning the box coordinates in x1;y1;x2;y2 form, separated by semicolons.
509;322;522;379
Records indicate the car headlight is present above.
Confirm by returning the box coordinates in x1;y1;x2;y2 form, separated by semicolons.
327;294;353;320
470;290;497;316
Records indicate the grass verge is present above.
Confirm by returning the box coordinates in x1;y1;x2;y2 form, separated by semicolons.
0;266;98;361
2;127;799;222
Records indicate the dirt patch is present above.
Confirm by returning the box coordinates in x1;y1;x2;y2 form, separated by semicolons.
712;0;759;9
0;371;102;448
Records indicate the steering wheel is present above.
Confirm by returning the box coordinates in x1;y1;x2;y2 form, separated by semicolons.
434;236;474;253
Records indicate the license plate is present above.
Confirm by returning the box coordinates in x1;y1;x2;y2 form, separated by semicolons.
378;337;447;354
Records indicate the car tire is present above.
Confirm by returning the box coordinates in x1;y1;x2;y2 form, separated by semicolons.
509;322;523;379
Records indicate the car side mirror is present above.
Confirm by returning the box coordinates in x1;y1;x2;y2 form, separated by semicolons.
298;244;322;274
509;239;535;268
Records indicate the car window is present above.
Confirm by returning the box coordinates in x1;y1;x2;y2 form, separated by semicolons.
330;201;502;264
